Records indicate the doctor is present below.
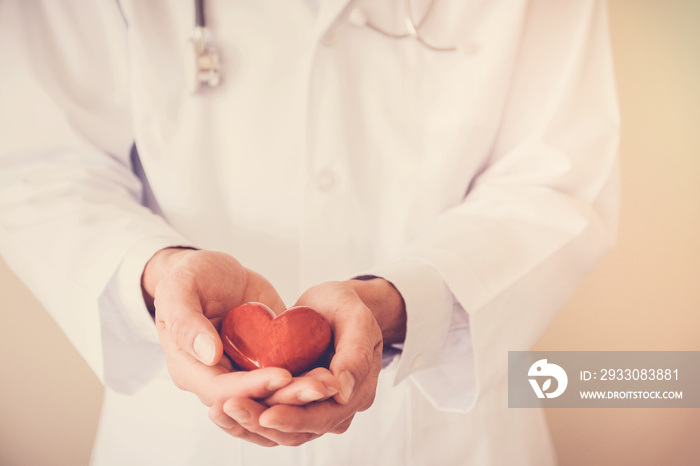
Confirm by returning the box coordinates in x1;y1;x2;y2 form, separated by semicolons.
0;0;619;465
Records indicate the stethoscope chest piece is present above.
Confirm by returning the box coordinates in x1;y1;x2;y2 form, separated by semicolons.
187;0;221;93
186;26;221;93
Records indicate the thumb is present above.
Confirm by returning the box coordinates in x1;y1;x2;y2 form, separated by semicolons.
155;291;223;366
327;303;381;404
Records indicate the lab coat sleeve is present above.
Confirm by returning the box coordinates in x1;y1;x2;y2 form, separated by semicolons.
0;1;188;392
375;0;620;412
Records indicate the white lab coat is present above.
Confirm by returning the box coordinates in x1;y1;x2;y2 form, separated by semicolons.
0;0;619;465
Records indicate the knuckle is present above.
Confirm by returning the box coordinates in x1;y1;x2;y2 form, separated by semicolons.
330;417;353;434
172;381;186;392
359;381;378;412
207;407;221;423
171;376;186;391
167;316;191;347
358;395;375;412
165;363;188;391
155;318;167;332
353;343;374;374
316;414;341;435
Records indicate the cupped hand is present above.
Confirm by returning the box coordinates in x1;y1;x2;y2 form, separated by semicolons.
224;281;389;444
143;248;338;446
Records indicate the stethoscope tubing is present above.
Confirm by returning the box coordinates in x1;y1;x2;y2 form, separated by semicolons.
189;0;460;91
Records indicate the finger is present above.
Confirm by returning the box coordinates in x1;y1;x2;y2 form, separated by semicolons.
263;368;339;406
218;354;235;372
209;401;239;430
159;335;228;397
259;366;378;436
258;400;351;436
203;367;293;406
223;398;319;447
327;304;381;404
221;368;294;399
154;276;223;366
208;403;278;447
330;415;354;434
160;342;291;405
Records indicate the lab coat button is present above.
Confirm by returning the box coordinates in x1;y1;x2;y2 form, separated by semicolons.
411;355;422;369
316;170;337;192
321;30;337;47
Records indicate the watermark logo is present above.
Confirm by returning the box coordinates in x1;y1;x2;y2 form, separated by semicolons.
528;359;568;399
510;351;698;408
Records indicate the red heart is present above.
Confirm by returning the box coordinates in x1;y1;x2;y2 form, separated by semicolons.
220;302;333;376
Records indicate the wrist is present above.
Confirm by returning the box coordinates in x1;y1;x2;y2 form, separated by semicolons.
141;247;197;313
348;277;406;345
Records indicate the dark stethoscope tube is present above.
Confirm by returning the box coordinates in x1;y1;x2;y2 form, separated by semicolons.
188;0;466;92
194;0;206;28
189;0;221;91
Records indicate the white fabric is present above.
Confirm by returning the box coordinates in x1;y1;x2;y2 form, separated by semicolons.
0;0;620;464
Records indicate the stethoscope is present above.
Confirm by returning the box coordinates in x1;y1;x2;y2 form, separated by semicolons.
189;0;461;92
347;0;459;53
187;0;221;92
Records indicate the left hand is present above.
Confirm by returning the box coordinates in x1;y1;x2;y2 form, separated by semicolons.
144;248;333;446
220;279;405;444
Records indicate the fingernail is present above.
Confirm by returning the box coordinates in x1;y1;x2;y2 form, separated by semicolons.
193;333;216;364
214;417;237;429
267;376;291;391
339;371;355;403
324;386;339;397
228;408;251;423
298;389;324;403
260;418;284;430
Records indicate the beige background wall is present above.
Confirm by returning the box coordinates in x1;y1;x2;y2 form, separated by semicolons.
1;1;698;465
536;1;700;465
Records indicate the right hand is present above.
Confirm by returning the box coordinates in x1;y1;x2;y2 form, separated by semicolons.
143;248;336;446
